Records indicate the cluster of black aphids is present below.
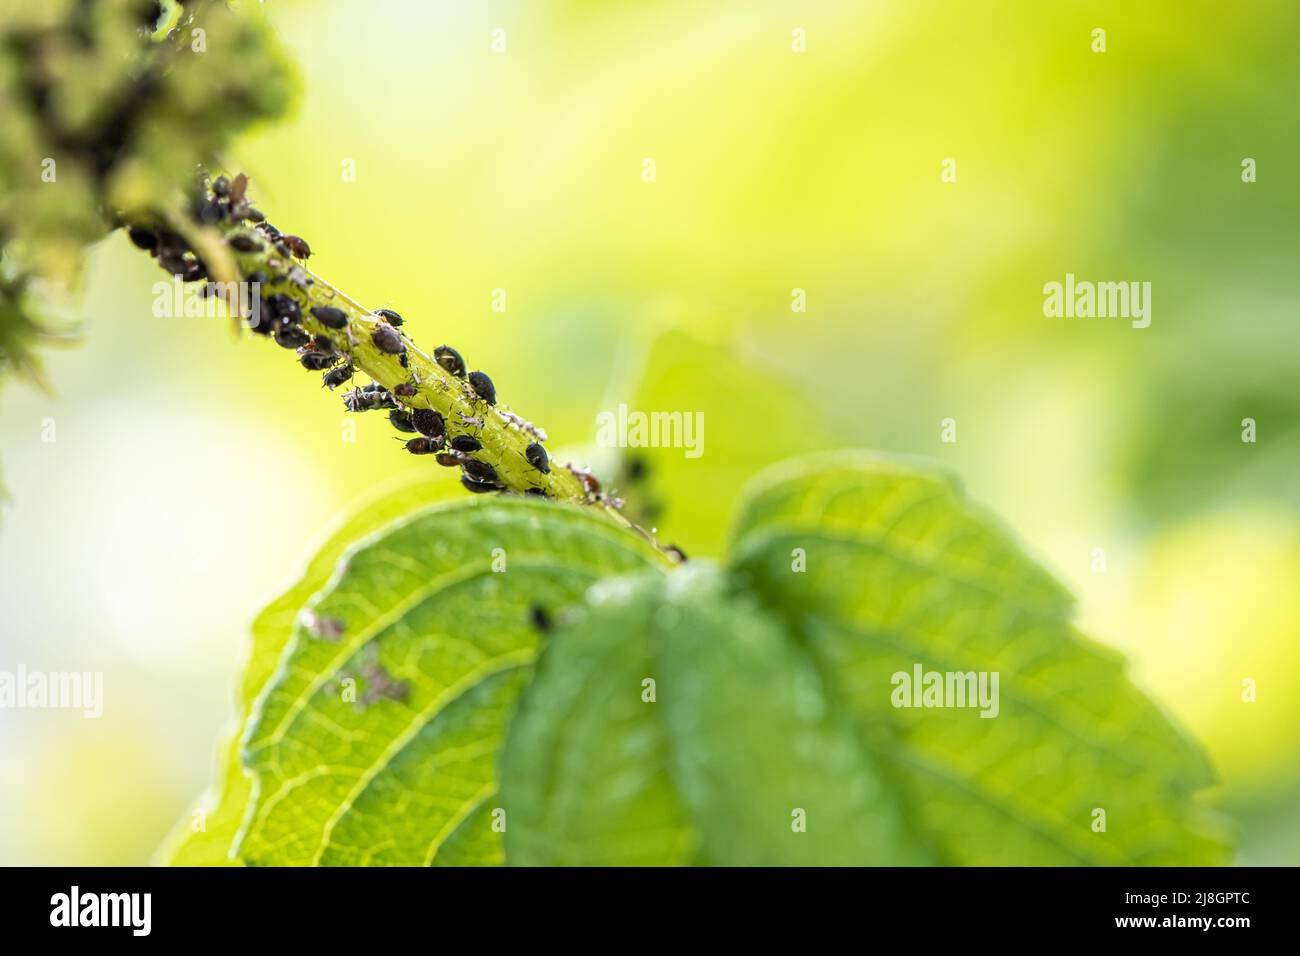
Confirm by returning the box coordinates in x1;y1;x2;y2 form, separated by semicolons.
134;171;556;498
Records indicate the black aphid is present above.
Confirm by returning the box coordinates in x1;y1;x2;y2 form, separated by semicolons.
323;363;355;389
281;234;311;259
449;435;481;453
525;442;549;474
212;176;231;197
199;201;224;225
524;487;549;498
299;350;335;371
460;474;501;494
393;382;417;398
467;370;496;406
389;409;417;433
462;458;498;484
267;294;302;324
371;324;405;355
404;437;439;455
375;308;404;326
247;269;269;289
310;305;348;330
434;452;461;468
127;226;157;250
399;353;409;369
530;605;552;632
411;408;445;440
228;234;261;253
344;388;395;412
274;326;310;350
434;345;466;377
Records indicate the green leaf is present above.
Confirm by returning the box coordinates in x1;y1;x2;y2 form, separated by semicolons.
728;452;1232;865
232;496;665;866
499;564;928;865
159;474;459;865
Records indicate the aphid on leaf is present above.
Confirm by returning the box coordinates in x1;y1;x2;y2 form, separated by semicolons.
212;175;230;197
434;345;466;377
524;487;549;498
530;605;552;632
281;234;311;259
403;437;439;455
127;227;157;250
462;458;499;484
449;435;481;453
274;326;311;350
310;305;348;330
199;201;224;225
323;363;355;389
229;173;248;205
458;414;484;429
460;474;501;494
267;294;302;324
525;442;550;474
374;308;404;326
393;382;417;398
434;452;462;468
344;388;395;412
467;370;496;406
388;409;417;433
228;234;261;253
371;324;405;355
411;408;446;440
299;349;335;371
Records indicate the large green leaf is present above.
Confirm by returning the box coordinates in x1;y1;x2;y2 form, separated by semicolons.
159;474;459;865
727;452;1232;865
500;564;928;865
231;496;665;866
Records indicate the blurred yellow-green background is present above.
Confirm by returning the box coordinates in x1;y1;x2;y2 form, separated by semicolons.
1;0;1297;864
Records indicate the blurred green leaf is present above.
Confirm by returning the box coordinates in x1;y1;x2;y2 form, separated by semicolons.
728;452;1232;865
229;496;664;866
500;563;928;866
160;473;459;865
613;327;835;558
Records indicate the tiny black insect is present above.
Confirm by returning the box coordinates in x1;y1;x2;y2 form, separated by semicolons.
467;370;496;406
299;349;335;371
274;325;311;350
530;605;552;632
393;382;417;398
344;388;395;412
228;234;261;253
127;226;157;250
460;474;501;494
267;294;302;324
524;487;549;498
310;305;348;330
281;234;311;259
323;363;355;389
404;437;440;455
411;408;446;440
461;458;499;484
449;435;481;453
434;345;466;377
525;441;550;474
212;175;230;197
199;201;224;225
388;409;417;433
434;452;462;468
371;324;405;355
246;269;269;289
374;308;404;327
